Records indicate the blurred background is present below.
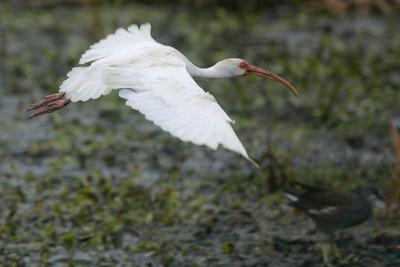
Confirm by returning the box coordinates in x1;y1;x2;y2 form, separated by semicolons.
1;0;400;266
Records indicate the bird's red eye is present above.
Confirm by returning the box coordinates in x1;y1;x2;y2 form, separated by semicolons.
239;62;246;69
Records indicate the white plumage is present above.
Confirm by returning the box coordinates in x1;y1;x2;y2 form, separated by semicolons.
79;24;157;64
59;23;251;161
284;193;299;202
30;23;299;165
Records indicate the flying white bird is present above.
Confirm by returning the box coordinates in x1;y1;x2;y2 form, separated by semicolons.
27;23;299;165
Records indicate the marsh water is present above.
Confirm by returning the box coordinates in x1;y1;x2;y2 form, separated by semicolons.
1;2;400;266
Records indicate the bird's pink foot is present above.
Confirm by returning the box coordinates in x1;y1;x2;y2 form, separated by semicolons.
27;92;71;119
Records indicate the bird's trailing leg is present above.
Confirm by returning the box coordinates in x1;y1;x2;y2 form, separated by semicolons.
327;233;342;260
27;92;71;119
331;242;341;259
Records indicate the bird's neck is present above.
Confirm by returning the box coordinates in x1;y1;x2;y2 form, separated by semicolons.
184;60;227;79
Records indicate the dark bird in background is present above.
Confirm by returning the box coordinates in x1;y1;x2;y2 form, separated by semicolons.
283;182;373;265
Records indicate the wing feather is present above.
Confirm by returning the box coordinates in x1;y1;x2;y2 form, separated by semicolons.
118;66;251;161
79;23;158;64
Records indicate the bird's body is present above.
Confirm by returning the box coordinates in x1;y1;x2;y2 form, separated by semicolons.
28;23;298;163
283;182;372;264
284;182;372;234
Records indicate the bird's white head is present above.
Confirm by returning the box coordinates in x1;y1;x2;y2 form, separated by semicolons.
213;58;248;77
214;58;299;97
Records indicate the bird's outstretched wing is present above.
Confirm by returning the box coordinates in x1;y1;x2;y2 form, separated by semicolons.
117;65;252;162
60;23;162;102
79;23;158;64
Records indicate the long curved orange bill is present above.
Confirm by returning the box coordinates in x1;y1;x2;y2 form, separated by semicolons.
246;65;299;97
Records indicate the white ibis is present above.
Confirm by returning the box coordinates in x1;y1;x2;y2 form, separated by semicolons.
27;23;299;164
